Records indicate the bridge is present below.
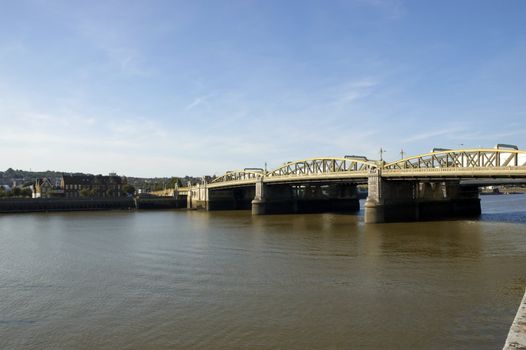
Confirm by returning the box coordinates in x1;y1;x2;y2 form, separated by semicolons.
178;147;526;223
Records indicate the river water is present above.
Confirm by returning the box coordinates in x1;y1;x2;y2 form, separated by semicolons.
1;195;526;349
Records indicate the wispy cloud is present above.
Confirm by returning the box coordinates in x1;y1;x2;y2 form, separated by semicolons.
402;127;466;144
185;95;212;110
353;0;406;19
106;47;147;76
76;20;151;77
337;78;378;105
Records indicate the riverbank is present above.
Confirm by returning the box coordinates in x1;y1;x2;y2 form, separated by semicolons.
481;187;526;195
0;197;186;213
503;288;526;350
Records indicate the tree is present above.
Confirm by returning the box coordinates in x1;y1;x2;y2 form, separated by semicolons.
167;177;182;188
122;184;136;196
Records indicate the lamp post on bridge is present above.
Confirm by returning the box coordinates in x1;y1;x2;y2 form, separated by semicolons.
379;148;387;162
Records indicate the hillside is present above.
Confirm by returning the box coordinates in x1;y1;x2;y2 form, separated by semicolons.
0;168;206;191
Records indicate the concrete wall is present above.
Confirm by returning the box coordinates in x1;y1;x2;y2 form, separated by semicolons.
0;196;187;213
135;196;187;210
0;198;135;213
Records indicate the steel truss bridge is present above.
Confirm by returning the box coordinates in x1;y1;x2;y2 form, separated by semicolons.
204;148;526;189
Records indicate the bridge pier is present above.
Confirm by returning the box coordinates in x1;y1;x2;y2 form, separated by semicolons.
252;178;360;215
364;169;481;223
251;178;267;215
187;183;208;209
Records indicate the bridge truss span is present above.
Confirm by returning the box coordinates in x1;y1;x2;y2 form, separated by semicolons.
266;157;376;182
383;148;526;178
209;169;265;188
202;148;526;189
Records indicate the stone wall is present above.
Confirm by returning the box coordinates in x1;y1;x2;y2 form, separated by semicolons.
0;196;187;213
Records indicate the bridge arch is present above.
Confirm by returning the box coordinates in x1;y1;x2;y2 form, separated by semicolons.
384;148;526;170
210;169;265;184
267;157;377;177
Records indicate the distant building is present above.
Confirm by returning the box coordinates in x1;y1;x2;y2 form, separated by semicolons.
32;177;64;198
61;174;125;198
33;178;51;198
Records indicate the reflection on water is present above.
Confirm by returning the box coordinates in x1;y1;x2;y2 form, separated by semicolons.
0;196;525;349
481;194;526;224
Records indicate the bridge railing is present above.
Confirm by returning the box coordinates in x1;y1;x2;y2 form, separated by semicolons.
382;165;526;177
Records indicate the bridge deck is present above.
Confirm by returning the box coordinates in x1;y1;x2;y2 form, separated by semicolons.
383;166;526;178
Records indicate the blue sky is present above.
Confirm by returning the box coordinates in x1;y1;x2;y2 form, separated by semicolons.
0;0;525;177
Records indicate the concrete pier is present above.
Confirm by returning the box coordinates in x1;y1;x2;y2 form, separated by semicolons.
503;288;526;350
251;178;267;215
187;183;208;209
364;169;481;223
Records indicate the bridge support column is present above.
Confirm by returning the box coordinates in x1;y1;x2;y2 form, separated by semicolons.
364;170;481;223
251;178;267;215
186;185;193;209
364;169;414;223
188;183;208;209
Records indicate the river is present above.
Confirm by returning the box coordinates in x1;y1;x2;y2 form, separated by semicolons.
1;195;526;349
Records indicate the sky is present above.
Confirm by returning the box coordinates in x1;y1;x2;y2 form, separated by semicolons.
0;0;525;177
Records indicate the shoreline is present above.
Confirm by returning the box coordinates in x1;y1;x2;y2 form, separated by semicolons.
503;288;526;349
0;197;186;213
